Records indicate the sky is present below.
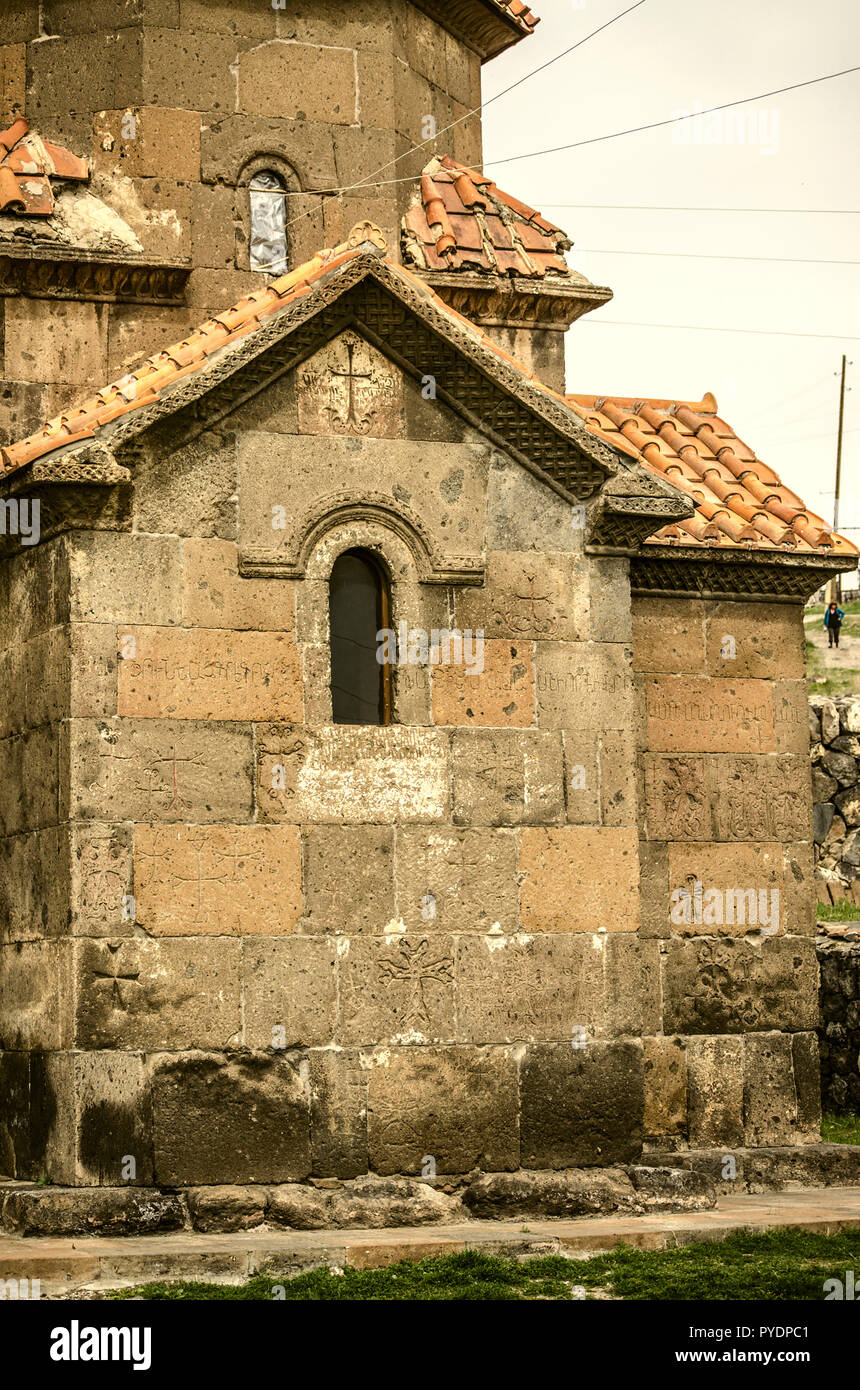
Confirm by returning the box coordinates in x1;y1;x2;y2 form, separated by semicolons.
480;0;860;540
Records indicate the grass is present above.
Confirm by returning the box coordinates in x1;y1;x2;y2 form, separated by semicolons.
822;1114;860;1145
817;898;860;922
109;1230;860;1301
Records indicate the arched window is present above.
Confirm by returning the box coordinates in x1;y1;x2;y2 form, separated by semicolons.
249;170;288;274
329;549;392;725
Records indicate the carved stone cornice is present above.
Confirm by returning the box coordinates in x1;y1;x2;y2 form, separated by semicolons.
586;468;696;549
631;546;858;603
420;269;612;331
409;0;530;59
0;248;190;304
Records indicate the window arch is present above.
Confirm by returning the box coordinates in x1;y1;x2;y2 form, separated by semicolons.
249;169;288;274
329;549;392;726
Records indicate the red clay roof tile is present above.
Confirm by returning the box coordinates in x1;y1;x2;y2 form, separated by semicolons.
0;118;88;217
567;391;856;556
402;155;576;280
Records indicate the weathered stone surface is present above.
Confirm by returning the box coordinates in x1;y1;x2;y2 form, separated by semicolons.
740;1143;860;1191
456;551;588;642
431;638;535;727
75;1050;154;1187
75;938;240;1050
304;825;394;934
643;1036;687;1136
266;1184;332;1230
519;1041;644;1168
394;827;518;934
632;597;705;674
68;532;181;627
455;933;605;1043
484;455;584;552
704;603;805;679
181;538;296;631
667;841;784;936
366;1046;519;1175
339;935;455;1045
329;1176;465;1228
0;826;70;943
642;675;776;754
535;642;634;731
243;938;337;1049
451;728;563;826
518;827;640;932
134;824;302;936
742;1032;800;1146
463;1167;636;1218
663;937;818;1034
118;626;302;721
625;1165;716;1211
644;754;810;842
0;940;73;1049
686;1036;744;1147
256;725;450;824
309;1049;368;1180
1;1187;184;1237
151;1052;310;1186
237;41;357;124
187;1186;266;1233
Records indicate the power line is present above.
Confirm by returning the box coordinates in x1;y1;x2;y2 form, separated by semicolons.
487;65;860;167
537;203;860;214
581;319;860;341
574;248;860;267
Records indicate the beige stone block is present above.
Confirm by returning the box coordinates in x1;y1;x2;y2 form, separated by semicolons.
773;679;812;754
561;734;600;824
518;827;640;933
743;1032;798;1146
237;432;488;576
704;602;805;678
117;626;302;721
431;638;534;728
395;827;519;934
667;842;784;936
662;936;818;1034
485;455;585;554
72;1050;154;1186
455;552;588;642
237;41;357;124
256;725;449;824
134;824;301;936
190;180;237;270
0;642;27;738
297;331;405;439
69;532;182;627
0;727;59;835
70;623;118;721
304;826;394;934
142;27;239;110
599;728;638;827
103;174;191;261
4;539;68;650
589;556;632;643
70;822;133;938
107;304;197;377
632;597;706;674
451;728;563;827
4;299;108;386
133;425;238;540
455;933;607;1043
75;937;241;1050
93;106;201;180
309;1048;368;1179
186;539;297;636
243;937;336;1049
64;718;254;824
339;935;456;1045
638;839;670;938
535;642;634;731
643;753;810;843
604;934;662;1036
687;1036;744;1147
642;674;776;753
0;940;73;1049
781;841;816;936
0;826;69;943
366;1045;519;1175
643;1036;687;1136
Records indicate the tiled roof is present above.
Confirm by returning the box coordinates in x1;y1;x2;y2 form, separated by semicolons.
567;391;858;556
489;0;540;35
1;221;587;476
0;118;88;216
403;155;575;278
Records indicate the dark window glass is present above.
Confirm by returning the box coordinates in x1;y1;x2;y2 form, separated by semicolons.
329;550;391;725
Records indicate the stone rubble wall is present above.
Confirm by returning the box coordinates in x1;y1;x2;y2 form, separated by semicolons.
817;927;860;1115
809;695;860;902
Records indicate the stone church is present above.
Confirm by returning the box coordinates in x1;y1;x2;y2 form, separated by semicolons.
0;0;857;1208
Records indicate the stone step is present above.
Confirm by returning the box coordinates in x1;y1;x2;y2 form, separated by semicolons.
1;1187;859;1299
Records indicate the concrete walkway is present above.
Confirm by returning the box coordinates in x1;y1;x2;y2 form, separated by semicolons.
2;1187;860;1297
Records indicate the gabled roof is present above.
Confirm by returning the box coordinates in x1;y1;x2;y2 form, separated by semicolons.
0;222;617;497
410;0;538;59
403;155;576;279
567;391;858;557
0;118;89;216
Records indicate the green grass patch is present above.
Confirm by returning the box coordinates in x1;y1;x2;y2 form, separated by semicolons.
109;1229;860;1301
822;1114;860;1145
817;899;860;922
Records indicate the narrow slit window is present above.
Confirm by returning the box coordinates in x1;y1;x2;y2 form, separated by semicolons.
249;170;288;274
329;549;392;726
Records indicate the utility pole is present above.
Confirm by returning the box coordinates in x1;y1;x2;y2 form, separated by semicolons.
834;354;849;603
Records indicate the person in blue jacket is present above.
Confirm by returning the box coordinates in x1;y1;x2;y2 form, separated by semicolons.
824;601;845;648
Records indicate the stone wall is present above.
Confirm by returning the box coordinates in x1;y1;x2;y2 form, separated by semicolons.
817;925;860;1114
810;695;860;903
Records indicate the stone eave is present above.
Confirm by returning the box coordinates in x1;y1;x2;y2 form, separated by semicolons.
409;0;531;59
418;268;613;330
0;245;190;305
628;544;858;604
